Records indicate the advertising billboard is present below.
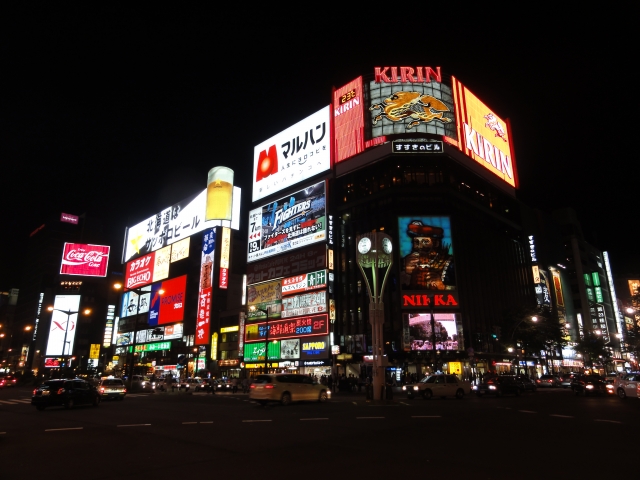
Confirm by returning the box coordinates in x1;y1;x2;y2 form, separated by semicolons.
451;76;517;188
281;269;327;295
196;230;215;345
300;335;330;360
280;338;300;359
148;275;187;326
122;185;241;264
368;74;456;139
120;286;151;318
123;246;170;291
246;244;327;285
252;106;331;202
281;290;327;318
404;313;461;351
60;212;79;224
247;278;282;321
170;237;190;263
247;181;326;263
45;295;81;356
219;227;230;289
334;76;365;163
398;217;455;291
244;314;329;342
60;243;110;277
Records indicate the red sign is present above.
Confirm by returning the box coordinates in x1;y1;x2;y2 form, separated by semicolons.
374;66;442;83
402;293;459;308
60;243;110;277
196;287;212;345
255;145;278;181
245;314;329;342
60;212;79;224
333;76;365;163
44;358;60;368
148;275;187;326
124;252;155;290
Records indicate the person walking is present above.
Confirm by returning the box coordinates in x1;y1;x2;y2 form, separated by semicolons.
231;376;238;393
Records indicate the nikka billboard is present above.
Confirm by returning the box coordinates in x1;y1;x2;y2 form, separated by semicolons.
60;243;110;277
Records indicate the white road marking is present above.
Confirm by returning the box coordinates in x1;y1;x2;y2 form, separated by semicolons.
242;419;272;423
411;415;442;418
45;427;83;432
353;402;358;405
300;418;328;421
0;432;6;435
0;400;19;405
399;402;410;405
200;421;213;424
518;410;537;414
182;422;198;424
117;424;151;427
14;399;32;404
595;419;622;424
356;417;385;419
549;414;574;418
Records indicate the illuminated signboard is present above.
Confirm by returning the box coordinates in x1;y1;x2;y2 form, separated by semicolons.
220;326;239;333
280;339;300;359
334;76;365;163
281;290;327;318
121;286;151;318
451;76;517;188
398;217;455;292
60;212;79;224
535;270;551;307
44;358;60;368
282;269;327;295
219;227;230;289
246;244;327;285
89;344;100;359
552;270;565;307
300;335;329;359
368;72;455;139
252;106;330;202
45;295;81;356
60;243;110;277
196;229;215;345
243;341;280;361
128;341;171;353
392;139;443;153
405;313;461;351
247;279;282;320
122;185;241;263
148;275;187;326
170;237;190;263
124;246;170;291
103;304;115;347
248;181;326;263
244;314;328;342
211;332;218;360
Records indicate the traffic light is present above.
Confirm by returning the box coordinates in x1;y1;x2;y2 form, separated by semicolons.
491;326;501;340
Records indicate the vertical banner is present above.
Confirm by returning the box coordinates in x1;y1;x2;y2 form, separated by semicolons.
196;229;216;345
45;295;81;356
219;227;231;289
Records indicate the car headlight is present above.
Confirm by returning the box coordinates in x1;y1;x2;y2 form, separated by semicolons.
472;385;478;390
413;386;419;391
489;385;497;390
586;385;594;389
402;386;406;391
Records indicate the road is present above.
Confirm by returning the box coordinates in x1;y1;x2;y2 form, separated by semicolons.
1;384;638;479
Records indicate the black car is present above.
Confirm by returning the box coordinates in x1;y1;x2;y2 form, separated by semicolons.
515;375;537;393
571;374;608;396
474;376;524;397
32;378;101;410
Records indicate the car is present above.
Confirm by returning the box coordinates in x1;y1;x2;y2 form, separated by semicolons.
536;375;561;388
215;379;234;393
515;376;537;393
31;378;101;410
560;373;579;388
0;375;17;388
571;374;608;396
249;374;331;406
156;376;179;391
180;378;206;392
473;376;524;397
402;374;471;399
98;377;127;400
130;375;155;392
613;373;640;399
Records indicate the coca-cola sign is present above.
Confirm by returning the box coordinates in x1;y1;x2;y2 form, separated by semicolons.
60;243;110;277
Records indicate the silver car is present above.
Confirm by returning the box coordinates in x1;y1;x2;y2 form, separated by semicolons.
614;373;640;399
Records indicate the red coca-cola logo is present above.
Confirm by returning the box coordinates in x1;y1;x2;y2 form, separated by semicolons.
65;249;107;264
60;243;110;277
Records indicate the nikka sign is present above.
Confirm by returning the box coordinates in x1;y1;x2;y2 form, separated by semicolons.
402;291;459;309
60;243;110;277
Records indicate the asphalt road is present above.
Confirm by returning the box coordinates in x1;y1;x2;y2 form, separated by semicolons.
2;385;638;479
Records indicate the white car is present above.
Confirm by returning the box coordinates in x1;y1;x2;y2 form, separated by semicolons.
402;374;471;399
614;373;640;399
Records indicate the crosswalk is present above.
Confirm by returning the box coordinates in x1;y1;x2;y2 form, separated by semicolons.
0;393;150;406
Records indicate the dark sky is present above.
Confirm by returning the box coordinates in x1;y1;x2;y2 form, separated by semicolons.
1;6;637;290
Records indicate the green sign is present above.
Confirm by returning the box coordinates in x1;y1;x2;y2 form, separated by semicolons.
128;341;171;353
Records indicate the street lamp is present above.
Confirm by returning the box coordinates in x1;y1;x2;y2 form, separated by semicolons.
509;315;538;375
47;306;91;373
249;305;272;373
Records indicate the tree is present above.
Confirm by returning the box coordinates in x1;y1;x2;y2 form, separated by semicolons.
572;332;612;370
499;306;567;355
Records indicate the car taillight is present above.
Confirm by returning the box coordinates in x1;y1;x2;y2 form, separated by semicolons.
33;389;37;395
123;388;127;393
265;385;274;389
57;388;65;395
250;384;256;389
100;387;105;393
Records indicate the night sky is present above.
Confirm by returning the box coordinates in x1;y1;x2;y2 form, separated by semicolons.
2;6;637;290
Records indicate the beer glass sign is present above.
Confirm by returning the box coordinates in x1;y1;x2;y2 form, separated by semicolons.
206;166;234;221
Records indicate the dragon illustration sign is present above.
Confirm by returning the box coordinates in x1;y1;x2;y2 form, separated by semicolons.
370;91;452;130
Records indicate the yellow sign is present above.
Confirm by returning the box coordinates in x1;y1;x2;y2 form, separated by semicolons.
170;237;190;263
220;326;239;333
89;344;100;359
245;362;279;369
448;361;462;376
211;333;218;360
247;279;282;305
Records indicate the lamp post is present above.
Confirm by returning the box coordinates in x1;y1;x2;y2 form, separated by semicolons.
355;232;393;401
249;305;271;373
47;306;91;374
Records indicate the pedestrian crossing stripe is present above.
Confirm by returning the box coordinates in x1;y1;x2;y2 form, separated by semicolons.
0;400;20;404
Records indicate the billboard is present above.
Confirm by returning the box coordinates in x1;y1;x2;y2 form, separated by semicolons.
246;244;326;285
405;313;461;351
60;212;79;224
281;290;327;318
281;269;327;295
300;335;330;360
451;76;517;188
45;295;81;356
170;237;190;263
247;279;282;321
122;185;241;263
244;314;329;342
123;246;170;291
219;227;231;289
148;275;187;326
120;286;151;318
368;75;456;139
398;217;455;291
196;230;215;345
334;77;365;163
247;181;326;263
252;106;331;202
60;243;110;277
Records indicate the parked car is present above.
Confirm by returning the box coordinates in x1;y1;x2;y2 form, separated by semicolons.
473;376;524;397
0;375;17;388
571;374;608;396
98;377;127;400
31;378;100;410
249;374;330;405
536;375;561;388
515;376;537;393
402;374;471;399
614;373;640;399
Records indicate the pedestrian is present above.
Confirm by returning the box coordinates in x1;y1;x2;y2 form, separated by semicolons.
242;377;249;393
231;376;238;393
